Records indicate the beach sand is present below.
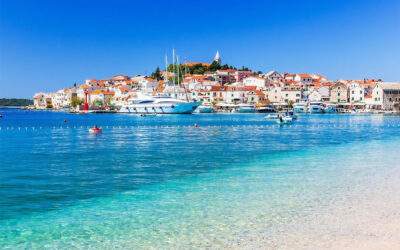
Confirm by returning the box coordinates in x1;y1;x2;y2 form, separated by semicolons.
231;169;400;249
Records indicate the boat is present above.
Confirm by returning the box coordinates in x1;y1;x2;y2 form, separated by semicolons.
89;128;102;133
324;104;338;113
276;116;293;125
236;104;257;113
196;105;215;113
264;113;280;119
284;110;298;120
257;105;276;113
309;102;325;113
119;92;201;114
293;103;308;113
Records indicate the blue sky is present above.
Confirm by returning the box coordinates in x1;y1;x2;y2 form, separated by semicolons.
0;0;399;98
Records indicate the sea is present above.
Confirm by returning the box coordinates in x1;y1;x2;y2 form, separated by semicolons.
1;108;400;249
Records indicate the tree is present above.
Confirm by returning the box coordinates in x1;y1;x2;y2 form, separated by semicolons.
70;96;84;108
46;104;53;109
211;100;217;107
106;96;112;105
151;66;161;80
233;100;239;105
73;82;77;87
257;71;263;75
209;61;220;72
287;100;294;108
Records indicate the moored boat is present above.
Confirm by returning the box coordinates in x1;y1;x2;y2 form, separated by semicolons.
236;104;256;113
309;102;325;113
293;103;308;113
257;105;277;113
324;104;338;113
197;105;215;113
119;93;201;114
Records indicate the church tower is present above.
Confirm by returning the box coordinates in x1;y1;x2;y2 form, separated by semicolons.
214;51;221;65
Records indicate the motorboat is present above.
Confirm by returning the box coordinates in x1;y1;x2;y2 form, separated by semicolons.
324;104;338;113
257;105;276;113
236;104;257;113
196;105;215;113
119;92;201;114
277;116;293;125
309;102;325;113
264;113;280;119
293;103;308;113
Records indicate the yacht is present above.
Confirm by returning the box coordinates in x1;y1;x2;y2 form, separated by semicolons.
257;104;276;113
196;105;215;113
324;104;338;113
309;102;325;113
236;104;257;113
119;93;201;114
293;103;308;113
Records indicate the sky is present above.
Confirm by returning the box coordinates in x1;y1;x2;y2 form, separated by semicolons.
0;0;399;98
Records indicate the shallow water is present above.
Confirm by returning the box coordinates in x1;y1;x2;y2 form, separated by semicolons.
1;108;400;248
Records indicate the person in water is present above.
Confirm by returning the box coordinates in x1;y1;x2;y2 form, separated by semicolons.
94;125;98;129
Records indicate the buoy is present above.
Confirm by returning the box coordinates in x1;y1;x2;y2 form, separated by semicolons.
63;119;67;123
340;124;343;128
194;123;198;128
0;115;2;118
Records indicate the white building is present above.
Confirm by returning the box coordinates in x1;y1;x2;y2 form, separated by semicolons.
295;74;313;85
348;82;365;103
242;76;268;90
371;82;400;110
263;71;282;81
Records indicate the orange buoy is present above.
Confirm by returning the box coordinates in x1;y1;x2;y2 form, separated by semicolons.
63;119;67;123
194;123;198;128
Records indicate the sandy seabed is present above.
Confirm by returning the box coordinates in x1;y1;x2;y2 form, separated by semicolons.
231;170;400;249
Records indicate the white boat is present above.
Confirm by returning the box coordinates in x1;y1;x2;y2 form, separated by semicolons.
324;104;338;113
196;105;215;113
293;103;308;113
119;93;201;114
277;116;293;125
264;113;280;119
236;104;256;113
309;102;325;113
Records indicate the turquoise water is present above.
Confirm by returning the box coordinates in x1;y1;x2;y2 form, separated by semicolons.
1;108;400;248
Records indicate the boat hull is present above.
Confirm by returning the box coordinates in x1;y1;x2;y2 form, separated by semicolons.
119;102;201;114
198;107;214;113
309;105;324;113
294;107;307;113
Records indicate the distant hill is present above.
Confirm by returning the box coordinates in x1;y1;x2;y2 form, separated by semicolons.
0;98;33;106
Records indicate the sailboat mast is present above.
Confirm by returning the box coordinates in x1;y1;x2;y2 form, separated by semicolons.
172;49;176;98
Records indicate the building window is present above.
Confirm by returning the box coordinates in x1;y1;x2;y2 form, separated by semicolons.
352;90;354;94
352;97;354;101
286;94;288;97
360;90;362;94
338;99;340;102
338;93;340;96
251;97;254;101
360;97;362;101
231;94;234;97
338;87;340;90
389;98;392;102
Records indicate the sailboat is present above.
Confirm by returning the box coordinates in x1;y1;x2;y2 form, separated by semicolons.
119;50;201;114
